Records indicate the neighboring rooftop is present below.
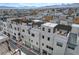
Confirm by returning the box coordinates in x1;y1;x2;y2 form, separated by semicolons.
42;22;57;27
72;24;79;28
54;24;72;32
32;20;43;23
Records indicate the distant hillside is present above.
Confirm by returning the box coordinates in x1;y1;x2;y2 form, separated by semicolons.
0;3;79;9
39;3;79;9
0;6;37;9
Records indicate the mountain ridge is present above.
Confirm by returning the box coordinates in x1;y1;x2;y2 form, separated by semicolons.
0;3;79;9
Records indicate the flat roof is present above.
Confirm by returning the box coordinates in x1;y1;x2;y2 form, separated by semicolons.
54;24;72;32
72;24;79;28
42;22;57;28
32;20;41;22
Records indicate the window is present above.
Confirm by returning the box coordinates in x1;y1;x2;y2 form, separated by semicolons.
48;53;52;55
14;33;16;35
31;40;33;42
42;27;45;31
76;13;79;16
15;27;16;30
42;43;44;46
4;31;6;34
42;50;47;55
57;42;63;47
47;37;50;41
46;45;53;50
28;31;30;34
10;24;12;28
42;35;44;39
22;35;24;38
31;33;35;37
68;45;75;50
13;36;16;40
46;45;48;48
18;28;19;31
51;48;53;50
48;29;51;33
18;33;20;35
29;39;30;41
52;9;54;11
22;29;25;32
36;42;38;45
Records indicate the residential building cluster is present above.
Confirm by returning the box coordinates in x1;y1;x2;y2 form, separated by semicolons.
0;6;79;55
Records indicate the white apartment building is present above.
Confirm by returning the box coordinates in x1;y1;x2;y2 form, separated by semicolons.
40;22;57;55
29;28;40;53
20;23;32;47
52;24;72;55
40;22;79;55
29;20;43;53
0;7;79;55
1;16;79;55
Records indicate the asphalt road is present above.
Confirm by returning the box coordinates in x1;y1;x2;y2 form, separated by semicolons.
20;46;35;55
9;40;36;55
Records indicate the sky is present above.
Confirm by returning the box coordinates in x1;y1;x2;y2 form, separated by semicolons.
0;0;78;3
0;3;64;7
0;0;78;7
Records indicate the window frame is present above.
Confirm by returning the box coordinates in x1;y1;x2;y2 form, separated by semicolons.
57;42;63;47
42;35;44;39
31;33;35;37
47;37;50;41
42;27;45;31
48;29;51;33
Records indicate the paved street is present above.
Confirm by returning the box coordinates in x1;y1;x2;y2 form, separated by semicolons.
9;40;36;55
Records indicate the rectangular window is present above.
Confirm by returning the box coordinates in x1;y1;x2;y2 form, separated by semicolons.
48;29;51;33
31;33;35;37
29;39;30;41
4;31;6;34
13;36;16;40
42;43;44;46
15;27;16;30
14;33;16;35
31;40;33;42
28;31;30;34
42;35;44;39
22;35;24;38
18;33;20;35
68;46;75;50
42;27;45;31
46;45;53;50
18;28;19;31
22;29;25;32
57;42;63;47
36;42;38;45
47;37;50;41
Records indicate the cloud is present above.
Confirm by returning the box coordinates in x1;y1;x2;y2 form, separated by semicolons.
0;3;63;7
0;0;78;3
